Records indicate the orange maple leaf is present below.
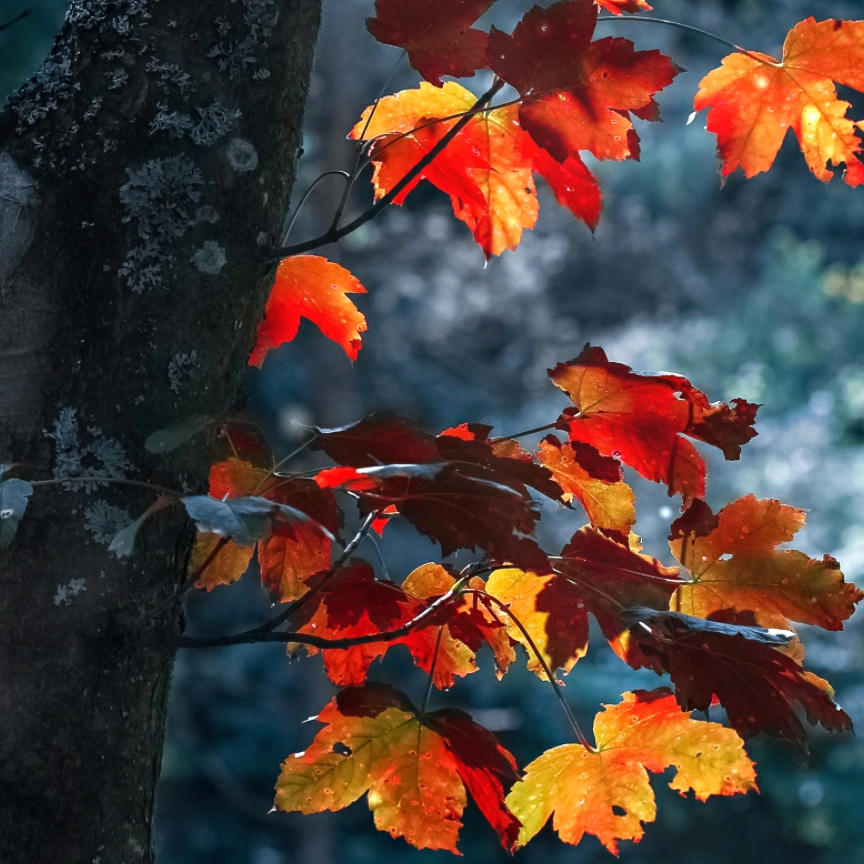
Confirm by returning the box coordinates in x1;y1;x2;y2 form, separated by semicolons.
275;684;521;852
536;435;635;536
250;255;367;366
190;532;254;590
669;496;863;634
353;82;539;256
506;689;756;853
399;563;515;688
695;17;864;186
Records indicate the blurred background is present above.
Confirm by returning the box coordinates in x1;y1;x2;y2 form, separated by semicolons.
5;1;864;862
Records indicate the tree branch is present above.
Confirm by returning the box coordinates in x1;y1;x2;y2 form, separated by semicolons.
269;78;505;259
177;573;470;649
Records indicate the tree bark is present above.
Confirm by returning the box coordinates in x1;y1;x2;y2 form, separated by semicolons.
0;1;321;861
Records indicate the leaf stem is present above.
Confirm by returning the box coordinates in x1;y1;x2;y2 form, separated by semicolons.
269;79;505;259
420;628;445;717
489;417;575;443
596;14;744;53
469;590;592;749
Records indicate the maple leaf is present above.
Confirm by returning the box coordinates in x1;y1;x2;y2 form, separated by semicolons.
366;0;496;86
190;532;255;590
353;82;539;256
486;527;678;677
506;689;756;853
558;526;679;659
446;102;539;256
315;462;550;573
437;423;562;501
537;435;635;536
487;0;680;163
595;0;652;13
621;610;853;754
354;80;606;247
365;115;492;207
694;18;864;186
292;561;422;685
399;563;515;687
669;496;863;633
486;566;589;677
274;683;521;852
549;344;759;505
315;416;440;467
249;255;367;366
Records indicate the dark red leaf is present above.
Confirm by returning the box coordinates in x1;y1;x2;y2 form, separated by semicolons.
367;0;496;86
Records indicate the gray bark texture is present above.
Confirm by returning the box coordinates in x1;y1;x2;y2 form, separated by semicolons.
0;1;322;861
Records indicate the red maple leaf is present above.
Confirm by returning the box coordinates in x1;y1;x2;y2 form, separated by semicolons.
488;0;680;163
314;416;440;467
250;255;367;366
367;0;496;86
315;462;550;572
549;344;759;505
622;611;853;755
292;560;422;685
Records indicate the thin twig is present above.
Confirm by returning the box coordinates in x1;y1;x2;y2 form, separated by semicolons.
30;476;182;497
281;171;351;246
489;419;572;443
596;14;744;52
269;78;505;259
470;590;592;749
595;14;777;66
137;536;230;625
221;424;241;461
270;432;320;476
0;10;30;32
329;50;407;232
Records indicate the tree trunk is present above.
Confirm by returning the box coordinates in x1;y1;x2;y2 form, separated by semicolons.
0;1;321;860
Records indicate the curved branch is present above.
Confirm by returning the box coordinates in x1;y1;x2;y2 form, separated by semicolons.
177;573;470;650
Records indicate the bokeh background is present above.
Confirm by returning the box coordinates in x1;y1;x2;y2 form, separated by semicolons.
5;2;864;862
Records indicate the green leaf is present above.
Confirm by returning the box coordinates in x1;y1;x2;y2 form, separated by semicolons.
181;495;334;546
109;496;174;558
145;415;216;453
0;478;33;547
620;606;795;646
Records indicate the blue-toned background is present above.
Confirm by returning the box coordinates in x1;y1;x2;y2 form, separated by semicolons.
5;2;864;862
